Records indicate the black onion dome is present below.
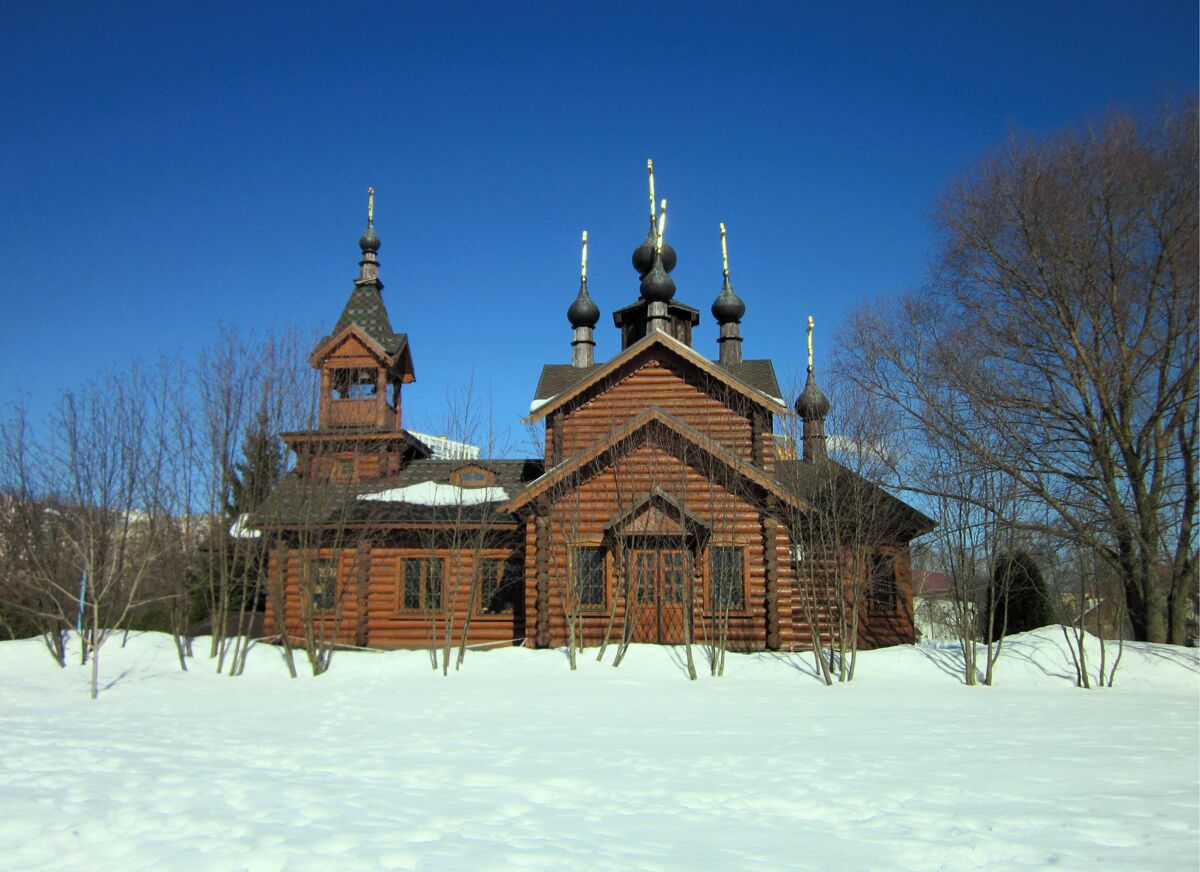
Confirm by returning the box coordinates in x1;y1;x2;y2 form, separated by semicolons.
639;254;676;302
658;239;677;273
632;227;656;277
711;275;746;324
359;222;380;252
795;368;831;419
632;226;678;276
567;281;600;328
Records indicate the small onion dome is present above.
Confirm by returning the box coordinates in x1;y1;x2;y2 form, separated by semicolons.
796;369;835;419
567;281;600;328
639;253;676;302
632;226;677;276
359;222;380;252
711;275;746;324
795;367;831;420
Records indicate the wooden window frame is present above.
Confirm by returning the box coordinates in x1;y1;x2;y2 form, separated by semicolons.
398;556;445;613
304;556;338;612
708;545;747;612
477;555;522;615
869;553;898;615
574;546;607;611
450;464;497;488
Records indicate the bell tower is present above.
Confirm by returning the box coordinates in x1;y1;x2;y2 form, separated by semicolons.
282;189;427;482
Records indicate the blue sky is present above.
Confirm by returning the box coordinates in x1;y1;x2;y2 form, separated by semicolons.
1;2;1195;453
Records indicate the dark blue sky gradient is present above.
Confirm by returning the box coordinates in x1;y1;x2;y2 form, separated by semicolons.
2;2;1195;450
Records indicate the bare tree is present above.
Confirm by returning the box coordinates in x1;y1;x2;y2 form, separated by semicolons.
841;102;1198;643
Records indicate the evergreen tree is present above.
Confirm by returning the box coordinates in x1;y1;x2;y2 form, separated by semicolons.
226;411;284;520
984;551;1056;640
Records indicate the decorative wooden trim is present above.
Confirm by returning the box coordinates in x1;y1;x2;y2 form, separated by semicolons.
355;539;370;647
535;514;550;647
762;514;781;649
449;463;498;488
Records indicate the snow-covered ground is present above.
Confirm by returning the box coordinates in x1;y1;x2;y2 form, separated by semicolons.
0;630;1196;872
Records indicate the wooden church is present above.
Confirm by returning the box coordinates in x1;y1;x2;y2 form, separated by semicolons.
257;171;933;652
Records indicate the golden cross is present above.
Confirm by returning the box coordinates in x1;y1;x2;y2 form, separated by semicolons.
807;315;814;369
581;230;588;281
367;187;374;223
647;159;656;224
720;223;729;277
656;199;668;253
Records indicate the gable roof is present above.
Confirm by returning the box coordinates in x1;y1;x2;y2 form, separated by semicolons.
527;331;789;421
252;458;543;528
503;406;812;514
774;458;936;540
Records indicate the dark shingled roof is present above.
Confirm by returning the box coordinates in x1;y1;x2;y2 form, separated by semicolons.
533;364;601;405
252;458;544;527
531;358;782;405
773;458;936;539
318;279;408;355
716;359;783;402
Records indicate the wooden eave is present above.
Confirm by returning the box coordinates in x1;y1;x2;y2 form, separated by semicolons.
308;323;402;372
525;330;790;423
502;406;813;514
279;429;433;456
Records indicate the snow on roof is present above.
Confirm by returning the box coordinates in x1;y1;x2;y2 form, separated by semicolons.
529;397;550;413
359;481;508;507
229;514;261;539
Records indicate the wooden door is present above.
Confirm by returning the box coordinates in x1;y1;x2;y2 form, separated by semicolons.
630;549;689;644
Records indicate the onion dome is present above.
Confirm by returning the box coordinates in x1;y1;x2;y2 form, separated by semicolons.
632;226;677;276
639;253;676;302
711;275;746;324
359;221;380;253
795;367;831;420
567;280;600;328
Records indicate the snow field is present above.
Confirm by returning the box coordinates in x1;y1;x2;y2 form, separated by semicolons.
0;629;1196;871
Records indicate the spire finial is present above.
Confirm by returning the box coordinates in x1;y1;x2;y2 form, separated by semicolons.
580;230;588;282
367;187;375;224
807;315;814;370
656;199;668;253
720;222;730;278
647;159;657;227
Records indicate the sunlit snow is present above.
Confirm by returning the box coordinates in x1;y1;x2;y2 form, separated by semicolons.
359;481;508;506
0;629;1195;870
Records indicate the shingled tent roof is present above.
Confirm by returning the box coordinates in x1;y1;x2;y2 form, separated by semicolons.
312;279;409;356
251;458;543;528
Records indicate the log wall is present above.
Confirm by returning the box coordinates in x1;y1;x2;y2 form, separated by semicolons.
264;542;525;649
556;353;773;466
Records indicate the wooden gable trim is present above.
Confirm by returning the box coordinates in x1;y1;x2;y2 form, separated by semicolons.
310;323;390;369
605;486;711;539
502;406;812;514
525;331;789;423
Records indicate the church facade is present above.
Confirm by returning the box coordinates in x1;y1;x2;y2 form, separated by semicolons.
257;180;933;652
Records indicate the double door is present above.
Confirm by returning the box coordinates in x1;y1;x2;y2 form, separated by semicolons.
629;548;690;644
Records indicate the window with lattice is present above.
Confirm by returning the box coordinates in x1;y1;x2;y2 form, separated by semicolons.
400;558;443;612
478;557;523;614
710;546;745;610
870;554;898;614
574;547;606;609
